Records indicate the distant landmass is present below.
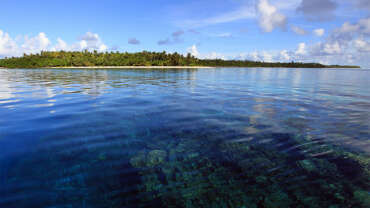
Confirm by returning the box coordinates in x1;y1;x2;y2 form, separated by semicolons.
0;51;360;69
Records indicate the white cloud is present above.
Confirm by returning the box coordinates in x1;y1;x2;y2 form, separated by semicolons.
354;39;370;52
291;25;307;35
310;42;340;56
248;51;260;61
313;28;325;37
186;45;231;60
288;18;370;67
183;17;370;67
187;45;226;59
0;30;18;56
21;32;51;54
187;45;200;57
191;50;281;63
295;43;306;55
78;40;88;49
188;34;369;67
279;50;291;61
337;22;360;34
203;52;226;60
358;18;370;35
75;32;107;51
316;17;370;54
0;30;108;57
241;51;275;62
257;0;287;32
331;18;370;44
322;42;341;54
51;38;69;51
261;51;274;62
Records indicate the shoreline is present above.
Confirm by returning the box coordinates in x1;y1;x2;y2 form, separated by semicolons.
0;66;361;69
47;66;215;69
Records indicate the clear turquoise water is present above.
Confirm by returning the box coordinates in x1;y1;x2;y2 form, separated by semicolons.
0;68;369;207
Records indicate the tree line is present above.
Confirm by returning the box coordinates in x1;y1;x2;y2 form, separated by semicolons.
0;50;359;68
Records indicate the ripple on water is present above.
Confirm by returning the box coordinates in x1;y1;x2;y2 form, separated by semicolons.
0;68;369;207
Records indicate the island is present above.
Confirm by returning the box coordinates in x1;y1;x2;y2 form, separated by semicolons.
0;51;360;69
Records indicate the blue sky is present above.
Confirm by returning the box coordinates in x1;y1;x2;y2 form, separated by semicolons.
0;0;369;67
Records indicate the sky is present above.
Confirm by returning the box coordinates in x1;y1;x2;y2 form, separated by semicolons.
0;0;369;67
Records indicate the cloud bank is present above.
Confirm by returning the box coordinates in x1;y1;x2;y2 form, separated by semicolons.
0;31;108;57
187;17;370;67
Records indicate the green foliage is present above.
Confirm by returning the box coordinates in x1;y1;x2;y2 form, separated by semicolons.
0;50;360;68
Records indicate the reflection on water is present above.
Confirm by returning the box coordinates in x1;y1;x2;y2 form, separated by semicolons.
0;68;369;207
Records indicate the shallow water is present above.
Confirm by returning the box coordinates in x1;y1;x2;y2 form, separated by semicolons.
0;67;369;207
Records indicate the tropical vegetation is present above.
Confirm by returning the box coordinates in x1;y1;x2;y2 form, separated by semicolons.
0;50;360;68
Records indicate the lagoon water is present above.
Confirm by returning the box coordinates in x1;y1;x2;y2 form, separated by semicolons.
0;68;369;207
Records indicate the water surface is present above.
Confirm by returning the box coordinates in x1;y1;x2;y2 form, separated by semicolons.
0;68;369;207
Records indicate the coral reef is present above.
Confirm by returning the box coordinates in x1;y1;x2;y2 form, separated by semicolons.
127;131;370;207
